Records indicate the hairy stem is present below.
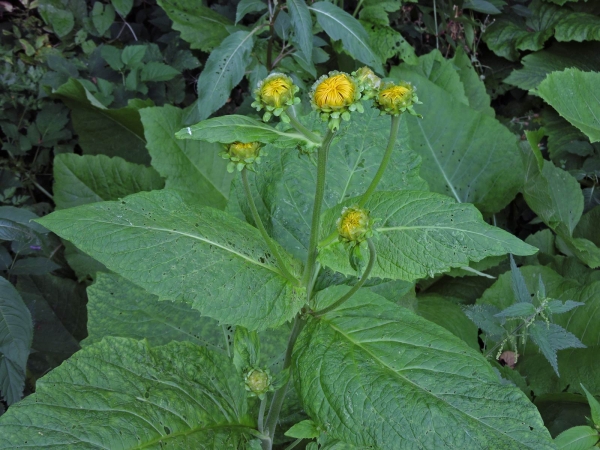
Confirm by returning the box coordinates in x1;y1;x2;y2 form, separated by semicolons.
358;114;402;208
241;169;299;285
302;130;336;288
258;395;268;433
287;107;322;144
313;238;376;316
263;317;305;449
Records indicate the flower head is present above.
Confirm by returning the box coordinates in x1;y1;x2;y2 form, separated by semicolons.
375;80;422;117
252;73;300;123
244;368;272;398
221;141;264;173
337;205;373;244
352;66;381;100
310;71;364;131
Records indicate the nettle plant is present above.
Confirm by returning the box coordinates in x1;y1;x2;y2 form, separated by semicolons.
1;69;561;449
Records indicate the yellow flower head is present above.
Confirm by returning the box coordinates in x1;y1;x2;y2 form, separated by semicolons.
221;141;264;173
244;368;272;398
375;80;422;117
352;66;381;100
252;73;300;123
310;71;364;131
336;205;373;243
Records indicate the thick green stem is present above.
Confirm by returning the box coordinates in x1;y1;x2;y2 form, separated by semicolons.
258;395;268;433
358;114;402;208
287;108;322;144
241;169;299;286
263;317;305;448
302;130;336;288
313;238;376;316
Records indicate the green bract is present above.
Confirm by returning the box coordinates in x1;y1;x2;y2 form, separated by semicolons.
251;73;301;123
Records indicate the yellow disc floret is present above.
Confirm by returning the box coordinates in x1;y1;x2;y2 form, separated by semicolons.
337;205;373;243
221;141;264;173
310;71;364;131
252;73;300;123
375;80;422;117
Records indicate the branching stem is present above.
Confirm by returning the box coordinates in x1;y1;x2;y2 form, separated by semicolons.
313;238;376;316
287;107;322;144
241;169;299;286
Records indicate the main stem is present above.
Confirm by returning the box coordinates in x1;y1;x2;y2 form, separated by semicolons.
358;114;402;208
302;130;336;287
241;169;299;286
287;108;322;144
313;238;376;317
262;317;304;449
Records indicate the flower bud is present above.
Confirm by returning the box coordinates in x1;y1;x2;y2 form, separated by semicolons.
336;205;373;243
244;368;272;397
352;66;381;100
251;73;300;123
310;71;364;131
375;80;422;117
221;141;264;173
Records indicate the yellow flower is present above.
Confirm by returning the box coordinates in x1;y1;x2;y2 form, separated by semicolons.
352;66;381;100
375;80;422;117
221;141;264;173
313;73;356;109
337;205;372;243
310;71;364;131
252;73;300;123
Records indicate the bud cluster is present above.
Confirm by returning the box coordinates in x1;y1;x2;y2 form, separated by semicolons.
221;141;264;173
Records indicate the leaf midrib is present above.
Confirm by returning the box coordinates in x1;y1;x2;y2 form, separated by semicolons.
76;219;283;276
324;319;542;449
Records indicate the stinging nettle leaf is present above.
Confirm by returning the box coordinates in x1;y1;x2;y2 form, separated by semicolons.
495;302;537;318
294;287;555;449
309;2;383;73
318;191;537;281
36;190;304;331
546;299;585;314
511;254;533;304
194;30;256;123
537;68;600;143
529;321;586;376
0;338;256;448
156;0;232;52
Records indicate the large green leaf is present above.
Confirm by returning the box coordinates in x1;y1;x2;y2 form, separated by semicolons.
390;70;523;214
319;191;536;281
194;31;256;122
176;114;311;147
239;107;426;260
140;105;231;209
309;2;382;73
37;190;303;331
156;0;232;52
84;273;227;352
542;108;594;163
53;154;164;210
0;338;256;448
538;68;600;143
294;287;555;449
504;43;600;91
288;0;313;61
52;78;151;164
554;425;599;450
0;277;32;405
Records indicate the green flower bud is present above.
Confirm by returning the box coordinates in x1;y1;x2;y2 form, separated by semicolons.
221;141;265;173
244;368;272;397
375;80;422;117
352;66;381;100
251;73;300;123
336;205;373;243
